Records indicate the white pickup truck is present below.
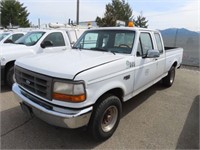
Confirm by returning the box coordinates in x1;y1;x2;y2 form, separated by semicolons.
0;31;26;45
1;28;85;87
13;27;183;140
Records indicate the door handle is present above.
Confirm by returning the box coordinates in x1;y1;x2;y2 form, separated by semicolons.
154;58;158;61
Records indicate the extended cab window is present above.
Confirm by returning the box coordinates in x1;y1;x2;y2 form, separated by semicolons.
73;30;135;54
137;32;153;57
154;33;163;53
43;32;65;47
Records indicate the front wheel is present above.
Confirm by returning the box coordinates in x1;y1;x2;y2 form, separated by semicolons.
162;66;176;87
88;94;122;141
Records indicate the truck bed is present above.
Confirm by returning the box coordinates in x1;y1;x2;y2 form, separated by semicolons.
165;47;183;71
165;46;179;50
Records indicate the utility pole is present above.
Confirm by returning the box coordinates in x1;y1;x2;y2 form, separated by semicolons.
38;18;40;28
76;0;79;25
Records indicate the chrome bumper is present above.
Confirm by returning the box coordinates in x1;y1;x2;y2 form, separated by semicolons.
12;83;93;129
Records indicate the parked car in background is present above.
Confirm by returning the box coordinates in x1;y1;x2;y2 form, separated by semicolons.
1;27;86;87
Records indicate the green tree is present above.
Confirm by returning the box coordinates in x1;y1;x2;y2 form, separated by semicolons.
0;0;30;28
134;12;148;28
96;0;133;27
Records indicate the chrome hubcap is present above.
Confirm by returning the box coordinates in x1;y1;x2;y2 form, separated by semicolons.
101;106;118;132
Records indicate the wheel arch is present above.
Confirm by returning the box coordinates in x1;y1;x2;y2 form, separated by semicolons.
5;60;15;74
172;61;178;68
94;87;124;108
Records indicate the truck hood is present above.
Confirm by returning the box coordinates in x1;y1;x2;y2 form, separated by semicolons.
0;44;33;54
16;49;126;79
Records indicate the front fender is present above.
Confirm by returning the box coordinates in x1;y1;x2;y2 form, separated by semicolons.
86;76;133;106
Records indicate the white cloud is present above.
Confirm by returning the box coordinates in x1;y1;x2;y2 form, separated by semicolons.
143;0;199;31
21;0;199;31
24;0;106;25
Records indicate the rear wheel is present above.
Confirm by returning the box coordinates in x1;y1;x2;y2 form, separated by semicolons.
6;66;16;88
162;66;175;87
88;94;122;141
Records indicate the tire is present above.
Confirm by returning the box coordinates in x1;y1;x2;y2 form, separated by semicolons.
162;66;175;87
6;66;16;88
88;94;122;141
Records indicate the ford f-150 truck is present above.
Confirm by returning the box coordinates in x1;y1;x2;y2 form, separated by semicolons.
12;27;183;140
1;28;85;87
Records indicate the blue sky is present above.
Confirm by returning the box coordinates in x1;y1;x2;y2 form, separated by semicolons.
20;0;199;31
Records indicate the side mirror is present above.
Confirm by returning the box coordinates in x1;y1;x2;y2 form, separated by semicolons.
40;40;53;48
143;49;160;58
4;39;14;43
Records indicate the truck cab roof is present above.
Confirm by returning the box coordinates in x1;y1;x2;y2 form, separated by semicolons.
86;26;159;32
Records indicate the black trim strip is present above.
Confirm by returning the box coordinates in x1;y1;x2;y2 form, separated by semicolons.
73;58;123;80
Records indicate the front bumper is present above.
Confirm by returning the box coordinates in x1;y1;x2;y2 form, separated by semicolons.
12;83;93;129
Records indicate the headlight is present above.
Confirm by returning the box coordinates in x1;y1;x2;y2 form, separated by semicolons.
52;81;86;103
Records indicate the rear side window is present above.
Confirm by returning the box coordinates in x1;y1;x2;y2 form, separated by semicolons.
137;32;153;57
154;33;163;53
43;32;65;47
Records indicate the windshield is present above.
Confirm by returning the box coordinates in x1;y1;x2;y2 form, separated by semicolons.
0;33;10;41
15;31;45;46
73;29;135;54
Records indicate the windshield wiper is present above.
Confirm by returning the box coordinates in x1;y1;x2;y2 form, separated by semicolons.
72;46;82;50
15;42;24;45
72;46;78;49
90;48;115;55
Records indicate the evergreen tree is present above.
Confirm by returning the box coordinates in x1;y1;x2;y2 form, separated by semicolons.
96;0;133;27
134;12;148;28
0;0;30;28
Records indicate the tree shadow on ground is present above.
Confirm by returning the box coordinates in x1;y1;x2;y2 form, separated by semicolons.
176;95;199;149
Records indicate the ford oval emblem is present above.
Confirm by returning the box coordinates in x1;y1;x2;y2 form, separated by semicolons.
26;80;31;85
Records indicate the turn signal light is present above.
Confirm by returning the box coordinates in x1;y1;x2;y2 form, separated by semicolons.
52;93;86;103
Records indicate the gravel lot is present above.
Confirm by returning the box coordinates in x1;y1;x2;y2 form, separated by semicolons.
0;68;199;149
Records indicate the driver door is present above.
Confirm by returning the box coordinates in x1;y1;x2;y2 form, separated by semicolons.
134;32;157;91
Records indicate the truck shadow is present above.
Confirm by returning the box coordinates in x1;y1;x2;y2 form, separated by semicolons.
0;82;166;149
122;82;165;118
1;106;101;149
176;95;199;149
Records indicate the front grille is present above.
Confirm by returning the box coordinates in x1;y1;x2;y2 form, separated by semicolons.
15;66;53;100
